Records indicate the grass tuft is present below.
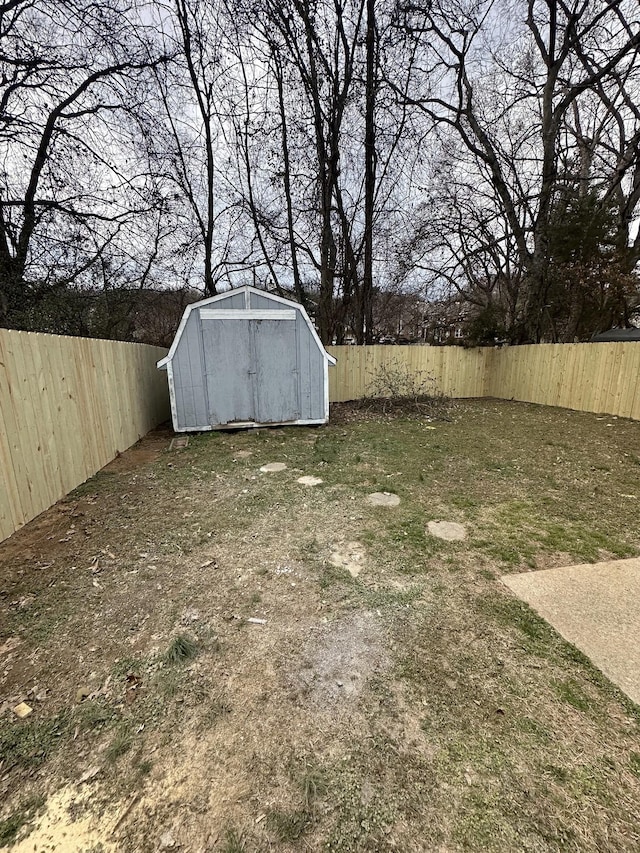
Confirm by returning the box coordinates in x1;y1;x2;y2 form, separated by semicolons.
220;828;245;852
163;633;199;665
105;723;134;763
301;768;328;808
75;699;115;731
267;808;312;842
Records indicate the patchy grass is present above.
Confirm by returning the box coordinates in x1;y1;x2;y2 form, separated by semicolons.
0;796;44;846
105;723;134;763
0;712;71;771
0;402;639;852
266;808;313;842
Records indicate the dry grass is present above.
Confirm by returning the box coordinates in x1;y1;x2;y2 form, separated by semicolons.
0;401;639;851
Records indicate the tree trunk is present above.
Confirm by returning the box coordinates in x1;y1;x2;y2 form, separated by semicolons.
358;0;376;345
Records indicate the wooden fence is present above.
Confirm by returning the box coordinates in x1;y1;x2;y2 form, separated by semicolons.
327;345;487;401
2;334;639;545
483;343;640;420
0;330;169;543
327;342;640;420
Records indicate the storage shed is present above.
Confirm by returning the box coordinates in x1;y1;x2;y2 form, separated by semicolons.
157;286;336;432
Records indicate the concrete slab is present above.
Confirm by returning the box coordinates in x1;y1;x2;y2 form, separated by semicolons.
502;557;640;705
169;436;189;450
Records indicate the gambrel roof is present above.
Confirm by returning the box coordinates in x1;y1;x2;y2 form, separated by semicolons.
157;286;336;369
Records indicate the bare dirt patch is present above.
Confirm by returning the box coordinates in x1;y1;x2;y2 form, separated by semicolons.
329;541;366;577
293;612;388;706
8;786;119;853
103;427;172;473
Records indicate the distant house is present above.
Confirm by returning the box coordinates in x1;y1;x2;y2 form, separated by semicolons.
423;297;469;345
371;291;428;343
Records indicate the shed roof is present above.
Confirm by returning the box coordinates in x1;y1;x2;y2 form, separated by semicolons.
590;328;640;343
157;286;336;369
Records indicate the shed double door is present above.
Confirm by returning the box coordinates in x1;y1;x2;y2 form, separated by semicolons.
201;316;300;425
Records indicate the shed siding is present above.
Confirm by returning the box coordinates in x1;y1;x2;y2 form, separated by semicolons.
250;292;282;311
248;291;324;420
296;317;324;420
202;318;253;424
219;292;246;310
253;318;299;421
172;311;207;429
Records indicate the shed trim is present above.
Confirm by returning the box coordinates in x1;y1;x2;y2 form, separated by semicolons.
200;308;296;321
171;417;329;433
157;285;336;369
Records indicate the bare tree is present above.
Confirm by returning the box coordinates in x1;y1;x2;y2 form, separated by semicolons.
0;0;168;327
395;0;640;341
221;0;422;342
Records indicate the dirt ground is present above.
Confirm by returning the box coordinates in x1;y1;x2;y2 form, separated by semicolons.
1;399;640;852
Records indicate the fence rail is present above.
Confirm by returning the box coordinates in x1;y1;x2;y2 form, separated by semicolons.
0;330;169;543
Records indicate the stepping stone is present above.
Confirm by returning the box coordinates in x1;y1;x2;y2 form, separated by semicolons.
235;450;253;459
297;475;323;486
367;492;400;507
426;520;467;541
259;462;287;473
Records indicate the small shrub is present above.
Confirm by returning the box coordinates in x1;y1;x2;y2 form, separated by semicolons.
359;359;451;419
